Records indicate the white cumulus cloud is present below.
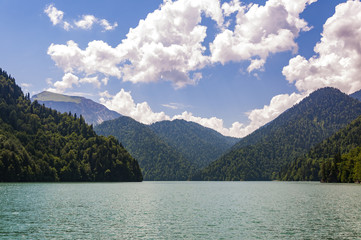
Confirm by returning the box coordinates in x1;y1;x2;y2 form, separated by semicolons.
48;73;79;93
45;0;323;138
47;74;103;93
79;76;101;88
47;0;224;88
172;111;245;137
241;92;307;136
44;4;64;26
44;4;117;31
211;0;316;71
47;0;316;88
74;15;97;30
283;0;361;94
98;88;306;138
99;90;171;124
47;40;124;78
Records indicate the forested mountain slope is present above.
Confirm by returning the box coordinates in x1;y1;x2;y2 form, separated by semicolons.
0;69;142;182
149;119;239;168
280;114;361;183
94;116;196;180
32;91;121;126
193;87;361;181
350;89;361;102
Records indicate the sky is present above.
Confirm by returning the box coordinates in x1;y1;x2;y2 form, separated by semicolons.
1;0;361;138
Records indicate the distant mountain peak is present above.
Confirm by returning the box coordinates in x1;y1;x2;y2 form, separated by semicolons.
32;91;82;103
32;91;120;126
195;86;361;181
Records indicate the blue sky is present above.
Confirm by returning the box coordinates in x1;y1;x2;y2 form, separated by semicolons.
1;0;360;137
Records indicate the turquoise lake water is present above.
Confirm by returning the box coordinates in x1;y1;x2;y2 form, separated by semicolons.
1;181;361;239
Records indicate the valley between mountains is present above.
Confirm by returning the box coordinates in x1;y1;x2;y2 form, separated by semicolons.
2;68;361;182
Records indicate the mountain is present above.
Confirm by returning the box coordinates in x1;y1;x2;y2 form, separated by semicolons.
350;89;361;102
32;91;120;126
279;114;361;183
94;116;196;180
149;119;239;168
0;68;142;182
193;87;361;181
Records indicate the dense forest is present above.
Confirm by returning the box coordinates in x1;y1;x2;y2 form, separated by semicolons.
150;119;238;168
192;88;361;181
350;89;361;102
279;114;361;183
0;69;142;182
94;116;196;180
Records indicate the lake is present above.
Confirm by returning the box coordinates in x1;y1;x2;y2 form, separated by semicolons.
1;181;361;239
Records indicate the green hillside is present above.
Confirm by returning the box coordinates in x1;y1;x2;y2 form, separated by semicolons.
94;116;196;180
0;68;142;182
193;87;361;181
150;119;239;168
279;114;361;183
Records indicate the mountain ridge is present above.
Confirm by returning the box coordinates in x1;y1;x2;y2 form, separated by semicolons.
0;68;142;182
193;87;361;181
150;119;239;168
94;116;196;180
279;113;361;182
32;91;121;126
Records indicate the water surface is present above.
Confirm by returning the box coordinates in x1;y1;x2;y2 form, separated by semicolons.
1;182;361;239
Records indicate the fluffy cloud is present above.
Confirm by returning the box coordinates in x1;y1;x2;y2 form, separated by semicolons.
47;40;123;77
172;111;244;137
247;59;266;73
211;0;316;71
74;15;97;30
74;15;118;31
44;4;64;26
99;89;245;136
44;4;70;30
48;73;102;93
99;19;118;31
79;76;101;88
99;90;170;124
49;73;79;93
98;88;305;138
44;4;117;31
241;92;307;136
47;0;316;88
45;0;321;137
283;0;361;94
222;0;243;17
171;92;306;137
48;0;223;88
